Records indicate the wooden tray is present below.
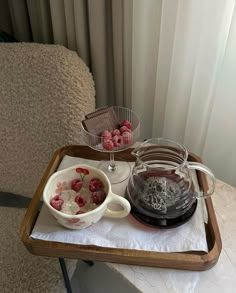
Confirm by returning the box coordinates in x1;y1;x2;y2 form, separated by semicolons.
20;145;222;271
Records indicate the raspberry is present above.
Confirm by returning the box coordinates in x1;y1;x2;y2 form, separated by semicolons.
71;179;83;192
121;119;132;129
91;190;107;205
122;132;132;144
89;178;103;192
101;130;112;140
75;194;87;207
120;125;131;133
111;129;121;136
112;135;123;147
76;210;85;215
50;195;64;211
103;139;114;151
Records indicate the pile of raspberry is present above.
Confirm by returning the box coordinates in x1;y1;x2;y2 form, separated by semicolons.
101;119;132;151
50;177;106;215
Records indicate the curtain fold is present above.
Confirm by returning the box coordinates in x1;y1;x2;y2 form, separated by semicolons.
0;0;13;34
1;0;236;185
73;0;90;65
7;0;32;41
131;0;162;139
202;2;236;184
26;0;53;43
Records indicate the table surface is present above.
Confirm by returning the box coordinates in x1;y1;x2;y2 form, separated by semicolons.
107;179;236;293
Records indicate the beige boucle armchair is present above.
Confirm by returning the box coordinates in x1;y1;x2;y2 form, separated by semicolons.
0;43;95;198
0;43;95;292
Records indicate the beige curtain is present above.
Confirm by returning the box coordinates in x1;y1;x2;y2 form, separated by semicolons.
0;0;131;107
2;0;236;186
131;0;236;186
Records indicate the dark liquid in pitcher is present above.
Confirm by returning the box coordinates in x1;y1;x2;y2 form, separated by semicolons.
126;171;197;228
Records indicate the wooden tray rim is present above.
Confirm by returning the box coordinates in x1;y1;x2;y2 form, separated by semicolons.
20;145;222;271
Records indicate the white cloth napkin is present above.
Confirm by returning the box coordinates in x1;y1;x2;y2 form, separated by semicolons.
31;155;208;252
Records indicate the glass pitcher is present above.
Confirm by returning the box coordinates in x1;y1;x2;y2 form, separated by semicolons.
126;138;215;228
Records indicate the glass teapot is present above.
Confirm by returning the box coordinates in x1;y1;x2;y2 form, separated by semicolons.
126;138;215;228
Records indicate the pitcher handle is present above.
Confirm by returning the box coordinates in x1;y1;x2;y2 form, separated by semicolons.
104;193;131;218
187;162;215;199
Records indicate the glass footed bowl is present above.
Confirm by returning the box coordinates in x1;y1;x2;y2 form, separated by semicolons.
81;106;140;184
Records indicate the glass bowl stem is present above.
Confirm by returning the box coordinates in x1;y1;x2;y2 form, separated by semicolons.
108;152;117;172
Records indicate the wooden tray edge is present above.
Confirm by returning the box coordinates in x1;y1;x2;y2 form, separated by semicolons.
20;145;222;271
188;153;222;269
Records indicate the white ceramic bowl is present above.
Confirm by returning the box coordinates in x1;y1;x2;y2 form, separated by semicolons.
43;164;131;229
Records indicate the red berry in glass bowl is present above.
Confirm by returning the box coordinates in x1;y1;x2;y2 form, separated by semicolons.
121;119;132;129
101;130;112;140
103;139;114;151
89;178;103;192
111;129;121;136
122;132;132;144
91;190;107;205
50;195;64;211
120;125;131;133
75;194;87;207
71;178;83;192
112;135;123;147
